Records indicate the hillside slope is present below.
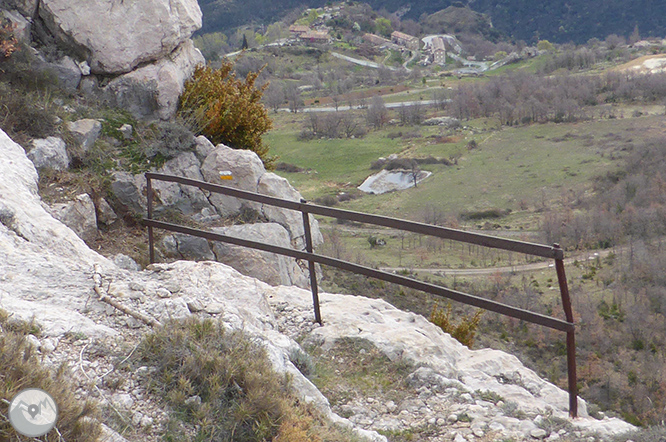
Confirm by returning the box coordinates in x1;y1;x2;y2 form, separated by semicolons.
0;128;638;441
197;0;666;44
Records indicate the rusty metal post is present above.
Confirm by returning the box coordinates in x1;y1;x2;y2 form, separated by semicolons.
554;244;578;418
147;175;155;264
301;200;322;324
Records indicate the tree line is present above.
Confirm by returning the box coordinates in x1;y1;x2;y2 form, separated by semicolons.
446;71;666;125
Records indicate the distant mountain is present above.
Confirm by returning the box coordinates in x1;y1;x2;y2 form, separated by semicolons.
197;0;666;44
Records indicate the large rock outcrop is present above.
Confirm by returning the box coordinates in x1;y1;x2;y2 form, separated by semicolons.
201;143;324;249
38;0;201;75
111;141;322;287
1;0;204;119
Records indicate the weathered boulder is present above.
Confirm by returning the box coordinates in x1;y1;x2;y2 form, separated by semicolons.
38;0;202;75
119;124;133;140
193;135;215;163
201;144;266;215
161;233;215;261
151;151;213;215
1;9;30;42
66;118;102;151
110;171;146;215
96;198;118;225
423;116;461;127
1;0;37;18
101;76;160;121
48;193;98;242
258;172;323;249
201;144;323;249
27;136;69;170
0;129;113;337
112;254;140;272
33;55;82;91
108;40;204;120
210;223;310;288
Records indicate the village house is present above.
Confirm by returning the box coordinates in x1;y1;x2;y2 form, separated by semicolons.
363;33;390;47
431;37;446;65
391;31;419;51
300;30;330;44
289;25;309;37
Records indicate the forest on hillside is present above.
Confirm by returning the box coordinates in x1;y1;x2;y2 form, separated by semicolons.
197;0;666;44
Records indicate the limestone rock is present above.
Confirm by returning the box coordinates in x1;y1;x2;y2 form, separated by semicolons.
38;0;202;75
201;144;266;216
66;118;102;151
109;40;204;120
27;136;69;170
258;172;323;249
210;223;310;288
0;129;113;338
110;171;146;215
152;151;213;215
48;193;98;242
112;254;140;271
2;0;37;18
119;124;133;140
46;55;82;91
200;144;323;251
161;233;215;261
194;135;215;162
1;9;30;42
102;76;160;121
96;198;118;225
423;116;461;127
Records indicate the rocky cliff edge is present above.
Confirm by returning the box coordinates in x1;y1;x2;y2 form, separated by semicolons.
0;128;635;441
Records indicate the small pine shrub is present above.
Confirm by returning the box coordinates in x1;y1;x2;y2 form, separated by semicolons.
179;61;275;169
429;303;482;348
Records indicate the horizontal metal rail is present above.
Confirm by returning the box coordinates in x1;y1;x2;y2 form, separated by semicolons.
144;172;578;417
144;219;573;333
145;173;562;260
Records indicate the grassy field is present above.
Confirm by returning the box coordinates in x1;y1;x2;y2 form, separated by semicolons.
264;123;402;198
268;111;664;227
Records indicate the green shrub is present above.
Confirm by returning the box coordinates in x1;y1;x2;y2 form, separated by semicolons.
0;309;101;441
179;61;275;169
430;303;482;348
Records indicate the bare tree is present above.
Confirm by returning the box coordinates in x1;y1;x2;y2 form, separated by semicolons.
366;95;388;129
263;81;284;112
332;95;341;111
284;83;302;113
409;159;420;188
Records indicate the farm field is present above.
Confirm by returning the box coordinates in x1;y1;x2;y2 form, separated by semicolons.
269;111;665;228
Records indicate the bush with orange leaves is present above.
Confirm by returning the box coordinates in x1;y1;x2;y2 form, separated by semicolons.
179;60;275;168
0;19;19;60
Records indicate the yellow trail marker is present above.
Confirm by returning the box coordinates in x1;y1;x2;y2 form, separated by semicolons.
219;170;233;180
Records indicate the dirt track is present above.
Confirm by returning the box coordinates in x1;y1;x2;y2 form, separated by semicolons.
378;248;616;276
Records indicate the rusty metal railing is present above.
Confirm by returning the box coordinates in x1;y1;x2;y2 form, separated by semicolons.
143;172;578;417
